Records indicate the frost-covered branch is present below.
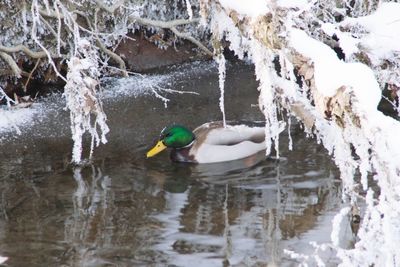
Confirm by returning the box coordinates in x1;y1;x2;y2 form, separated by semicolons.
0;44;49;59
0;87;15;108
64;40;109;164
130;16;201;28
96;39;128;76
201;1;400;266
131;16;213;56
170;27;213;57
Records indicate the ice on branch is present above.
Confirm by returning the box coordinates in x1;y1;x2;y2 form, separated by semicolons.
185;0;193;19
215;53;227;127
64;39;109;164
202;0;400;266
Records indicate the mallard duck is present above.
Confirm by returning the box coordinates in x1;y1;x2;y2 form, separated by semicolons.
146;121;267;163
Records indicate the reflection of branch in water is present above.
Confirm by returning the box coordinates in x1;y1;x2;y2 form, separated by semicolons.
223;184;232;262
63;165;113;266
152;188;191;262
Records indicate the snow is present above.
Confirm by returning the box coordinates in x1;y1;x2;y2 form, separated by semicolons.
0;108;37;136
321;23;359;57
185;0;193;19
277;0;308;9
342;2;400;64
1;0;400;265
219;0;269;18
289;15;400;267
290;29;381;111
331;207;350;247
206;0;400;266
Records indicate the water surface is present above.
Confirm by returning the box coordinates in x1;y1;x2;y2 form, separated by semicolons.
0;61;350;266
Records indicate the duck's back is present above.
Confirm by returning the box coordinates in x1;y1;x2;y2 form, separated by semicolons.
190;121;266;163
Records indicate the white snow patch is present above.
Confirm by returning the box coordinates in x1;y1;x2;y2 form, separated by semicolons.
342;2;400;64
185;0;193;19
277;0;308;9
290;29;381;111
219;0;269;18
331;207;351;247
321;23;359;57
0;107;40;136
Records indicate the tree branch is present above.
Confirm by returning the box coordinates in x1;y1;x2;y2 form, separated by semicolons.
74;9;128;77
96;0;212;56
0;52;22;78
24;58;41;91
130;16;201;28
170;27;213;57
96;39;128;77
0;44;54;59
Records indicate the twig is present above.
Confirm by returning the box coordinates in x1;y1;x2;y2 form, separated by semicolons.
96;39;128;77
101;65;144;77
0;87;16;108
170;27;213;56
91;9;128;77
24;58;41;92
39;15;67;48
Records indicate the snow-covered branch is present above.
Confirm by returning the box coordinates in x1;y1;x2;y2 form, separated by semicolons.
201;0;400;266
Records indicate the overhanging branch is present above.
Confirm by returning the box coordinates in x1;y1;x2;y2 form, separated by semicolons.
0;44;50;59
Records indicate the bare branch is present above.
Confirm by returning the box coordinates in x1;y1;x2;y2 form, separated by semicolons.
39;8;64;19
24;58;41;91
96;39;128;77
130;16;201;28
0;44;56;59
0;52;22;78
170;27;213;56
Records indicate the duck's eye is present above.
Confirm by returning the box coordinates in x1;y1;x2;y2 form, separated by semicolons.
165;132;172;138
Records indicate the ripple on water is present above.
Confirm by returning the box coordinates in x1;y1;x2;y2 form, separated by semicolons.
0;60;346;267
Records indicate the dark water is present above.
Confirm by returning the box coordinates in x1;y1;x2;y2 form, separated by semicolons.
0;61;349;266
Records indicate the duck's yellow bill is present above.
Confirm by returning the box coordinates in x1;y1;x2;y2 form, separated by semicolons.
146;141;167;158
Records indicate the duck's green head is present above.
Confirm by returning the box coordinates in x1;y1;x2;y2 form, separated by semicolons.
146;125;195;158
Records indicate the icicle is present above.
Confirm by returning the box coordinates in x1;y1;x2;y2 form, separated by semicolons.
216;53;227;127
185;0;193;19
288;115;293;150
331;206;351;247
